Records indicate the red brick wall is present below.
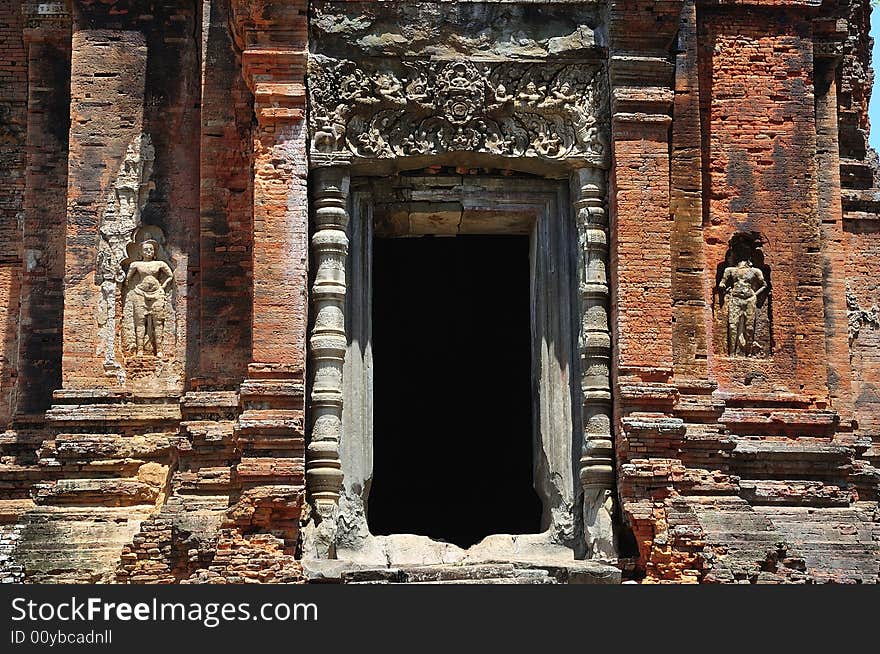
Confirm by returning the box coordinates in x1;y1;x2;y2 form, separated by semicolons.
846;221;880;438
611;136;675;373
18;35;70;415
671;0;708;381
197;0;254;388
60;4;201;392
0;0;27;424
699;7;828;402
140;1;202;388
61;29;148;389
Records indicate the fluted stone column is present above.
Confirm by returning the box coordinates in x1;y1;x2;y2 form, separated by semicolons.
304;164;350;557
573;167;616;561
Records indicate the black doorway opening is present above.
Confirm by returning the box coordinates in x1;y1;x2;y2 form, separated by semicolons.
369;235;542;548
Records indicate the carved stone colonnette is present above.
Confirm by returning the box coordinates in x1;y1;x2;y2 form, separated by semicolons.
306;55;615;560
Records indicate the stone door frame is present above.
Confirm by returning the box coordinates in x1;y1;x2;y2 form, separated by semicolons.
303;54;615;563
334;173;582;563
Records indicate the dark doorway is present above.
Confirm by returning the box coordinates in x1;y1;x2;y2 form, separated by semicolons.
369;235;542;548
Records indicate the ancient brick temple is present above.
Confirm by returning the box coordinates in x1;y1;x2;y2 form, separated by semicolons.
1;0;879;585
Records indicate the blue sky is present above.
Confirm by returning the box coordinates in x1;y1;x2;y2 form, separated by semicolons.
870;9;880;151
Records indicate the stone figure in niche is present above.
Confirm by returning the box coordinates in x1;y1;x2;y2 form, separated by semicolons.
125;239;173;357
717;234;770;357
312;111;340;152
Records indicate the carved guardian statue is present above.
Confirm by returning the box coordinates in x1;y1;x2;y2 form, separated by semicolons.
124;239;173;357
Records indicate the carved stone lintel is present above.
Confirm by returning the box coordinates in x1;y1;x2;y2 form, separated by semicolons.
308;56;609;167
572;167;616;561
306;166;350;544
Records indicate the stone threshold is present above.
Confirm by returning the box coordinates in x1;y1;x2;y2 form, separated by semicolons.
303;533;621;584
303;559;621;585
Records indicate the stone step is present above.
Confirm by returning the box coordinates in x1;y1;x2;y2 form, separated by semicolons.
181;391;240;421
239;380;304;410
842;188;880;213
714;391;814;409
0;430;44;462
50;433;172;462
376;576;557;585
754;505;880;584
173;466;233;493
676;467;739;495
32;478;161;507
179;421;238;462
679;424;736;469
621;414;686;458
674;380;718;395
401;563;540;583
721;408;839;437
618;382;679;410
10;507;152;583
682;496;807;583
739;479;855;507
674;395;726;421
178;421;238;469
45;402;182;427
862;445;880;464
730;440;854;480
236;457;304;486
851;460;880;501
237;409;305;440
182;420;236;442
0;465;44;498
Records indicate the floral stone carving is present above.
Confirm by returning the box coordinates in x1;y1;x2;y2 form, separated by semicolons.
846;287;879;343
308;56;609;166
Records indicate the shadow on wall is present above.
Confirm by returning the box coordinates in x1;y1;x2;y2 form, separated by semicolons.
0;266;21;425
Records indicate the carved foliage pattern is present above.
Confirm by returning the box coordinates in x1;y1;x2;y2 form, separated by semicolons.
847;286;880;342
308;56;609;165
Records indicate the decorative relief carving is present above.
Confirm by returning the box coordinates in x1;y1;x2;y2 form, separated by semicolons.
304;167;350;558
122;229;175;358
308;56;608;166
846;287;879;343
573;167;616;561
719;261;768;357
22;1;69;31
94;135;177;380
715;233;772;358
96;134;155;381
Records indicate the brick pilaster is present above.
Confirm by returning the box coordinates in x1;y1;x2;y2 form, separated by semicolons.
18;3;70;416
228;0;309;552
